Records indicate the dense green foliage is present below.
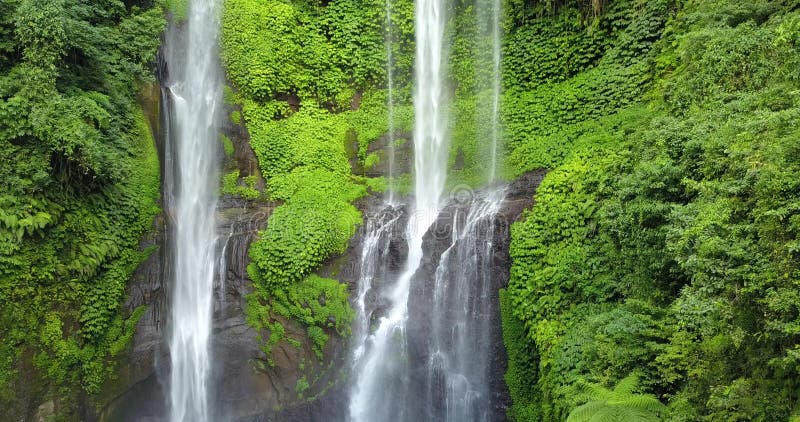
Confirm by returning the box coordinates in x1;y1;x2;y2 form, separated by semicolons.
239;94;403;299
2;0;796;418
221;169;260;199
246;274;354;361
221;0;413;109
0;0;164;414
220;0;414;363
504;0;800;420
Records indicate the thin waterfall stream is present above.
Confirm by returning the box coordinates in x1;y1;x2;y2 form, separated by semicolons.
162;0;223;420
488;0;502;182
384;0;398;205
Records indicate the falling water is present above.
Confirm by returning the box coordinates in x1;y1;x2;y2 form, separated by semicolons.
216;224;235;306
488;0;501;181
418;0;506;417
349;0;450;417
476;0;502;182
420;188;505;422
385;0;397;205
350;207;403;367
163;0;222;420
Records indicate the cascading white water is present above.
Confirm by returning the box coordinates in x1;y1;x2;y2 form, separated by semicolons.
420;1;505;418
350;208;402;366
163;0;222;420
423;188;504;422
349;0;449;418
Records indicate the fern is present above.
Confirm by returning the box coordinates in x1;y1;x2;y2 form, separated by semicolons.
567;374;667;422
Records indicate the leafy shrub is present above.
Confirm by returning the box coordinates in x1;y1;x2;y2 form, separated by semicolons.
0;0;163;411
222;170;261;199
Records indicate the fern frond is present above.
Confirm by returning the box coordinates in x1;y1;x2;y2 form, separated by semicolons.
611;374;640;397
567;400;608;422
615;396;667;414
567;373;666;422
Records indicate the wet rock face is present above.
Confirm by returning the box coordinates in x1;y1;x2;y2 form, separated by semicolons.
101;199;275;421
345;130;414;177
319;194;409;287
103;195;354;422
227;197;411;422
404;170;547;422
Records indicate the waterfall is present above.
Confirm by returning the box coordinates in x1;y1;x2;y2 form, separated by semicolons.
385;0;397;205
419;1;506;417
349;0;449;418
350;206;404;374
163;0;222;420
216;224;235;307
476;0;502;182
488;0;501;182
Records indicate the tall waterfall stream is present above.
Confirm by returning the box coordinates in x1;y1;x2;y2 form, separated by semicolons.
163;0;223;420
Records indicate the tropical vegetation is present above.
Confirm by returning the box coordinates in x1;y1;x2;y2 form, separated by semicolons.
1;0;799;420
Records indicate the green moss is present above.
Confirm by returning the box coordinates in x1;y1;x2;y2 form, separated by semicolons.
230;109;241;125
220;133;234;157
164;0;188;22
296;375;310;395
221;170;261;199
363;153;380;170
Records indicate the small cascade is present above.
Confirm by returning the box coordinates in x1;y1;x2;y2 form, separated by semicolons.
419;189;505;422
348;203;413;422
216;224;235;307
162;0;223;420
351;206;404;366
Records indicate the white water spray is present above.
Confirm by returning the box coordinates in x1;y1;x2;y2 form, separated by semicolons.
163;0;222;420
423;188;504;422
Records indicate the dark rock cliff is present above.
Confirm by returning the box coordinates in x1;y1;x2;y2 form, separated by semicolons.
403;171;547;422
